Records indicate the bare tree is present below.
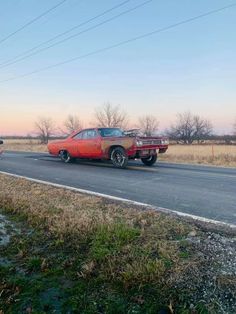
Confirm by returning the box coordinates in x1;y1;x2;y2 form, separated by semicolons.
193;115;213;143
63;114;82;135
138;115;159;136
35;117;55;144
94;102;128;129
167;111;213;144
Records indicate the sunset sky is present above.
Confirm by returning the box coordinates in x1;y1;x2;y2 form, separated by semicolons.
0;0;235;135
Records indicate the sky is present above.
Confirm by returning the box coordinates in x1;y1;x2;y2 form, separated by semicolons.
0;0;235;135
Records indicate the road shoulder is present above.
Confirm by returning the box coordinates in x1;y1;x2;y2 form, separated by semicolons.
0;173;236;313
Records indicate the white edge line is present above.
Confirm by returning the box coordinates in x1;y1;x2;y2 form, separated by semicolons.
0;170;235;230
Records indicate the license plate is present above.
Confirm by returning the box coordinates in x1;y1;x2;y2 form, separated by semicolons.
141;150;149;155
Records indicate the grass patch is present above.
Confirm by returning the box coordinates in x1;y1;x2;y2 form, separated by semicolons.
90;223;140;261
0;174;235;313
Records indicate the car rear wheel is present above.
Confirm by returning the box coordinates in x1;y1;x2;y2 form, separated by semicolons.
141;154;157;166
59;150;75;163
110;147;128;169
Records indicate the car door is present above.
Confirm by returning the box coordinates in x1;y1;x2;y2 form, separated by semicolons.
68;131;85;157
72;129;102;158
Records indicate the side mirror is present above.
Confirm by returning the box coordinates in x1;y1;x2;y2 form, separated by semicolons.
0;140;3;145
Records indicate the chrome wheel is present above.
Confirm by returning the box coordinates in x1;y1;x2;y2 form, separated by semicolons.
111;147;128;169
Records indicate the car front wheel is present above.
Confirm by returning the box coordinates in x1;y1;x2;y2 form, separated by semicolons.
141;154;157;166
110;147;128;169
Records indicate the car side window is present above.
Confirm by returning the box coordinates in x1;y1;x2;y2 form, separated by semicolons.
73;130;98;140
86;130;98;139
73;131;84;139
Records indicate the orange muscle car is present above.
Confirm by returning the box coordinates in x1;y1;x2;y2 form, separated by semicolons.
48;128;169;168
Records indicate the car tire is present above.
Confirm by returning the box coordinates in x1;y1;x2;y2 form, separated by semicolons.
110;147;128;169
141;154;157;166
59;150;75;163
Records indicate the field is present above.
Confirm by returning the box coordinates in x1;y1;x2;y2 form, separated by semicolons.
161;144;236;167
0;174;236;313
3;139;47;153
2;138;236;167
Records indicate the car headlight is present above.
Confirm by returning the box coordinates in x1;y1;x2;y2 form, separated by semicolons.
161;139;169;145
136;140;143;147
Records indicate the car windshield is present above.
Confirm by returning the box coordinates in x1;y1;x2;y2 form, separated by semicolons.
98;128;124;137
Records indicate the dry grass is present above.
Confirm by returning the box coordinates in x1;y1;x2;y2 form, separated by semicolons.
2;139;236;167
0;174;236;313
3;139;47;152
160;144;236;167
0;173;190;242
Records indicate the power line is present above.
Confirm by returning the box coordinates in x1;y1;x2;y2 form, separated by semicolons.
0;0;153;69
0;0;69;45
1;2;235;84
0;0;133;68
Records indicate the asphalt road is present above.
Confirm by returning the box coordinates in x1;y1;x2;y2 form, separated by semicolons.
0;151;236;225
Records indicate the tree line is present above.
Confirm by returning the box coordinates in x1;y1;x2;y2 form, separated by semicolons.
34;102;236;144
